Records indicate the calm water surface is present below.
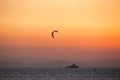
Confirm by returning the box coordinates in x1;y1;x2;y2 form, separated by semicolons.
0;68;120;80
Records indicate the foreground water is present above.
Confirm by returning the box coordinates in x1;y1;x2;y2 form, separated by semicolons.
0;68;120;80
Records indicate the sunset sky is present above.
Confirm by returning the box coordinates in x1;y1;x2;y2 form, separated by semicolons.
0;0;120;67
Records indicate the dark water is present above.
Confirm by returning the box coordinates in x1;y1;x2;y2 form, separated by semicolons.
0;68;120;80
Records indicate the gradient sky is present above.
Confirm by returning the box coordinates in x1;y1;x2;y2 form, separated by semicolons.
0;0;120;67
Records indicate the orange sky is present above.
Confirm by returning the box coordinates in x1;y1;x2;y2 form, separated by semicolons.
0;0;120;67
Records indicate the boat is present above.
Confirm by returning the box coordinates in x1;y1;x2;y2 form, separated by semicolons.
66;64;79;68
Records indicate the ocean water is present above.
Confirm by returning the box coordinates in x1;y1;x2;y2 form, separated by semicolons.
0;68;120;80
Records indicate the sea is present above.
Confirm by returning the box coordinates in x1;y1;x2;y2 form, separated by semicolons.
0;68;120;80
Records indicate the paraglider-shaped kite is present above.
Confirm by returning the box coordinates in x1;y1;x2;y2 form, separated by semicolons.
51;30;58;38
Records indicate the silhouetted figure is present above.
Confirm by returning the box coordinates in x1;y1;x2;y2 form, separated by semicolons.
94;68;96;72
66;64;79;68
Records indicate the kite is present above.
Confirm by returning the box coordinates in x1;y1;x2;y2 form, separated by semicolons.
51;30;58;38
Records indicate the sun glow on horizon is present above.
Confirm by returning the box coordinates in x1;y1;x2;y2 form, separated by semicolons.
0;0;120;66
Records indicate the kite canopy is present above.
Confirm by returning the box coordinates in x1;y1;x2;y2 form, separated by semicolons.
51;30;58;38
